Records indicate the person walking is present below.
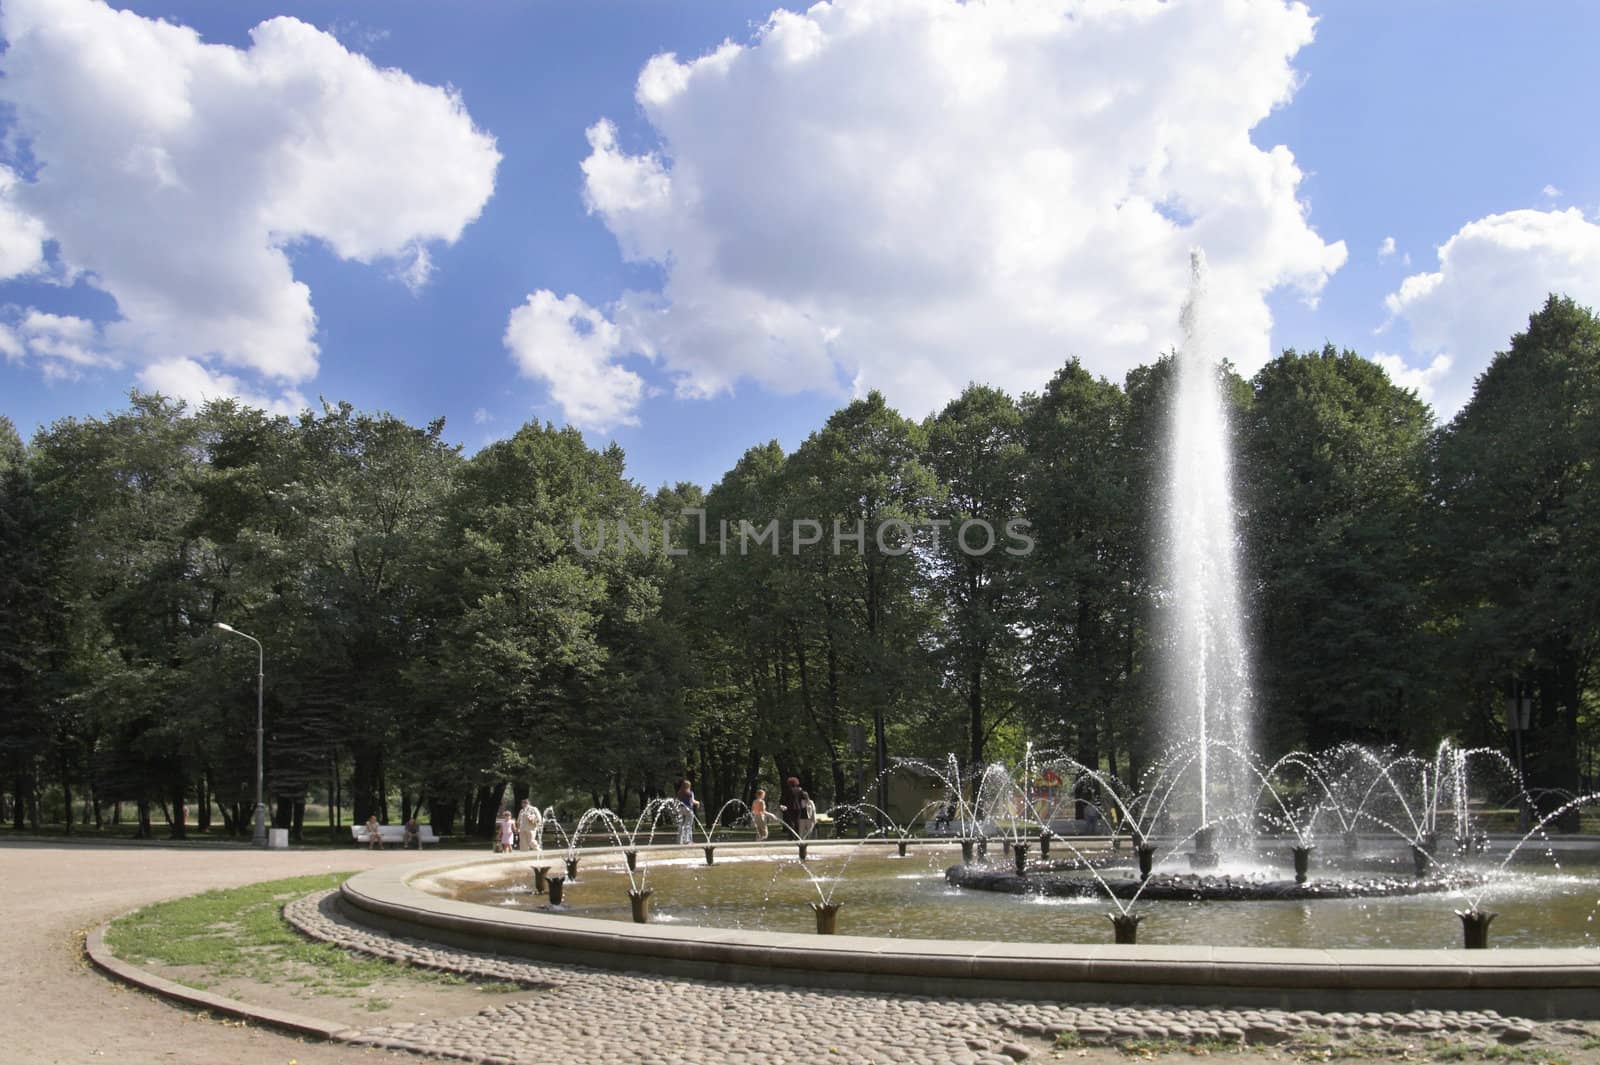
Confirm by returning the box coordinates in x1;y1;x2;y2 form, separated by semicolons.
495;809;515;853
798;789;817;839
675;778;701;845
750;788;769;842
781;777;805;839
516;798;543;853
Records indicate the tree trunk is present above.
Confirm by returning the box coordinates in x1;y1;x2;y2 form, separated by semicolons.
472;783;503;838
275;794;294;830
426;794;457;836
328;755;340;842
197;772;211;832
169;783;188;840
377;748;390;823
135;797;152;840
1076;711;1100;819
968;654;985;770
351;742;381;824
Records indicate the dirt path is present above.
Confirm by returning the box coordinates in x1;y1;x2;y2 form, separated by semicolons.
0;839;437;1065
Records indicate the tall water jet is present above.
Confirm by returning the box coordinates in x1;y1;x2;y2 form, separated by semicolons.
1163;250;1254;839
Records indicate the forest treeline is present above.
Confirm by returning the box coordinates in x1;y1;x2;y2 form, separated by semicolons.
2;295;1597;838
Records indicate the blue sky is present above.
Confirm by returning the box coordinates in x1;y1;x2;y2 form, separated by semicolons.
3;0;1598;491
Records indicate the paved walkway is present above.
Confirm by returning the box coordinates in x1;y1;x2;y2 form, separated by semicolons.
0;839;427;1065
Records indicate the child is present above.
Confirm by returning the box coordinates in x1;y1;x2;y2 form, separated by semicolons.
750;788;769;841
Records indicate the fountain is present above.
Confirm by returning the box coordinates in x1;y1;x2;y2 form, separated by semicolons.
1164;250;1254;860
338;250;1600;1018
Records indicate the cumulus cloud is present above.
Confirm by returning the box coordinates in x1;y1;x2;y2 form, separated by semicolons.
1542;184;1562;199
7;310;118;382
0;167;47;279
0;322;26;361
1382;208;1600;416
0;0;498;407
529;0;1346;426
1371;351;1450;405
504;291;645;429
137;357;308;416
1378;236;1396;260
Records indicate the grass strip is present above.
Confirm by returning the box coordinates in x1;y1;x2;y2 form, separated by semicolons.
105;874;519;1001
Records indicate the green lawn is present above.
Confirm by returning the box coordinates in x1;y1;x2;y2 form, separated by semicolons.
104;874;522;1000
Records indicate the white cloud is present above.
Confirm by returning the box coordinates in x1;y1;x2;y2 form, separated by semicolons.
1371;350;1450;405
543;0;1345;425
0;323;24;361
0;166;47;279
1382;208;1600;416
1;308;116;381
137;357;308;416
1378;236;1396;260
1542;184;1562;199
504;291;645;430
0;0;498;406
472;407;494;425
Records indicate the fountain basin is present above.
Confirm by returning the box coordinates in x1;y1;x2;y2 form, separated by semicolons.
340;841;1600;1018
946;867;1481;901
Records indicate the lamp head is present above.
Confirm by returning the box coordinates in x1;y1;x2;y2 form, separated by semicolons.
215;622;235;633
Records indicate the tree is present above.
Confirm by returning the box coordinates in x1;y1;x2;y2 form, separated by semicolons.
784;393;938;814
0;416;56;831
413;421;650;833
1433;295;1600;828
29;395;209;838
1240;345;1435;749
924;385;1029;771
1020;361;1147;786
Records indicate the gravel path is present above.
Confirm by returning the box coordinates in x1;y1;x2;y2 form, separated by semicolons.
287;889;1567;1064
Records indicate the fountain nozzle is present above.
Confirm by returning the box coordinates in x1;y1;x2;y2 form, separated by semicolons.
1456;908;1497;950
811;901;842;935
1108;912;1144;944
1137;842;1157;881
1292;844;1313;885
628;887;653;924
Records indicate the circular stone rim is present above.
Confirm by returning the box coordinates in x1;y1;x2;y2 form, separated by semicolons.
339;840;1600;1017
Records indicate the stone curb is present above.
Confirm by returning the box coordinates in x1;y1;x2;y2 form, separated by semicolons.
84;918;358;1043
342;843;1600;1017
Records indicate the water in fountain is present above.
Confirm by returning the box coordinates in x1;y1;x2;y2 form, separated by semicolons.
1163;250;1254;844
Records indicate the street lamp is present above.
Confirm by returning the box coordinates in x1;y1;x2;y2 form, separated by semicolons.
1506;679;1533;833
216;622;267;847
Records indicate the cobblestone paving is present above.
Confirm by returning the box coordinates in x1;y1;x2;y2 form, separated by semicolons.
285;890;1555;1065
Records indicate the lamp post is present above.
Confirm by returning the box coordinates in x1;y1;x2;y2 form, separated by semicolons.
1507;679;1532;833
216;622;267;847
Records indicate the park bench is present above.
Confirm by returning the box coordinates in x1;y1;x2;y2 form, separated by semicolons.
350;823;440;846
